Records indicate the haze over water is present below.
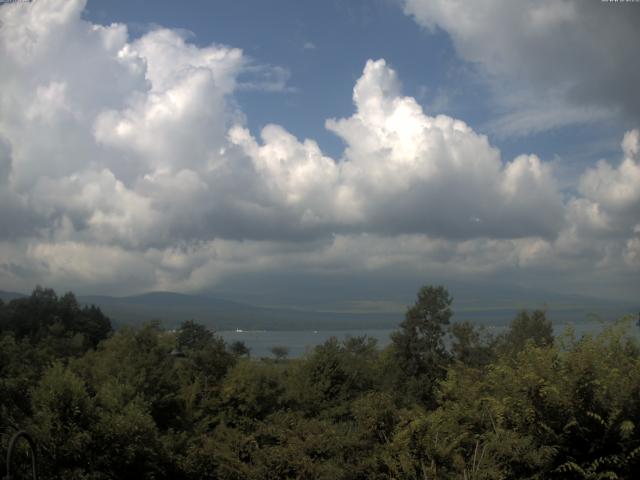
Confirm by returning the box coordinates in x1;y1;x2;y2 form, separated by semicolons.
219;319;638;358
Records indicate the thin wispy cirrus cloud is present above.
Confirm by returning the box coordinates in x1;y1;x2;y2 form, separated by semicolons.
0;0;638;304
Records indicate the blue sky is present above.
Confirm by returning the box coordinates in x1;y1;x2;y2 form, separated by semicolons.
83;0;623;172
84;0;466;159
1;0;639;307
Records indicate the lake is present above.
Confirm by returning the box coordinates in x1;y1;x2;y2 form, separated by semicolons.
218;319;638;358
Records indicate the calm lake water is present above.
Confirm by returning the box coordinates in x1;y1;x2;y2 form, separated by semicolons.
219;320;638;358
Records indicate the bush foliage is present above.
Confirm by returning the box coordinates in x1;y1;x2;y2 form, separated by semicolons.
1;286;639;479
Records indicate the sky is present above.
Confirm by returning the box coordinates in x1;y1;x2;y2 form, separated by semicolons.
0;0;639;308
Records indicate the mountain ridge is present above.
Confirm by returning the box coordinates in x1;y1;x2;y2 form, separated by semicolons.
2;288;637;331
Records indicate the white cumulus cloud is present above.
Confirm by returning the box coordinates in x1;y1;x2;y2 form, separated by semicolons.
0;0;637;300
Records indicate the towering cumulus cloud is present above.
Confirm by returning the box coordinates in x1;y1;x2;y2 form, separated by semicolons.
232;59;563;239
0;0;637;298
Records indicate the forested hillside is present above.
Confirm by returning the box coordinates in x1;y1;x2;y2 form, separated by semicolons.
1;286;639;479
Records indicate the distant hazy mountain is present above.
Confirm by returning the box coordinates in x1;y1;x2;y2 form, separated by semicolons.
0;290;26;302
81;291;251;311
2;288;636;331
207;272;638;325
76;291;399;331
79;290;637;331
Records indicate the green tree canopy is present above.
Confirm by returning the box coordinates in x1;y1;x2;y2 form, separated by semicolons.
496;309;554;355
391;285;453;406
